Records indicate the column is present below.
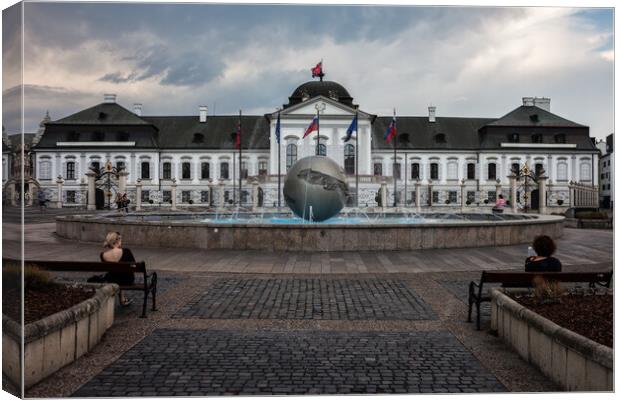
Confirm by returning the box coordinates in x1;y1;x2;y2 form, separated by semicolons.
208;181;214;207
509;175;517;213
252;179;259;211
171;178;177;211
547;180;553;207
501;155;507;185
27;181;35;207
460;179;466;212
415;180;421;213
380;178;387;211
56;176;64;208
118;171;128;194
428;180;433;207
86;172;96;210
538;176;547;215
547;155;553;183
130;153;136;184
571;155;577;182
219;181;226;208
135;179;142;211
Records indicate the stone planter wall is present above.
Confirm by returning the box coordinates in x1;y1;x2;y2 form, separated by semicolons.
490;288;613;391
563;218;612;229
2;283;119;389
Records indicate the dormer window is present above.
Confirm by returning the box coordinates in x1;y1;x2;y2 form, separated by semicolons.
531;134;543;143
192;133;204;143
508;133;519;143
434;133;446;143
301;90;310;102
328;90;338;101
554;134;566;144
529;114;539;122
98;112;107;120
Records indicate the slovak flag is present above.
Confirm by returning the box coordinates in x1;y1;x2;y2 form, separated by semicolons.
303;116;319;138
344;114;357;142
311;61;323;78
384;115;397;143
235;121;242;149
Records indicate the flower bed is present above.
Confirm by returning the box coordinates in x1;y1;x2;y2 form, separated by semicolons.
490;288;612;391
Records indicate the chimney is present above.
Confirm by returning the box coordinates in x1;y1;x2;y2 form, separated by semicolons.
428;106;436;123
199;105;208;123
133;103;143;116
522;97;535;106
103;93;117;103
533;97;551;112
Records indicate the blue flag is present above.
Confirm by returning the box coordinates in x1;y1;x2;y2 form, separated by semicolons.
275;112;281;144
344;114;357;142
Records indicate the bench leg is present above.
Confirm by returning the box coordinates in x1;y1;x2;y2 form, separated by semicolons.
476;302;481;330
151;272;158;311
467;299;473;323
141;291;148;318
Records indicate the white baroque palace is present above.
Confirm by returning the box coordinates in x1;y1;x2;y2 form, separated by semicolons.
3;79;599;211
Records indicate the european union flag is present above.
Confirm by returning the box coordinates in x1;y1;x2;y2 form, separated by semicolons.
344;114;357;142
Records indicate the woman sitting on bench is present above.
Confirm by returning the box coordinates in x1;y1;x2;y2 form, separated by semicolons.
525;235;562;272
101;231;136;306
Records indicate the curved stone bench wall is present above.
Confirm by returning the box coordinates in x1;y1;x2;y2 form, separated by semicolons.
2;283;118;389
56;214;564;251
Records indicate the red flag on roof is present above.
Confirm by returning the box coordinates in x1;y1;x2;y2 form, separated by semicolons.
311;61;323;78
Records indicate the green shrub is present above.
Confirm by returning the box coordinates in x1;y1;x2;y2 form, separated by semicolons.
3;263;55;290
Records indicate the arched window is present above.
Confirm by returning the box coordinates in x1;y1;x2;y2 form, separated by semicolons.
447;161;458;180
430;163;439;180
318;143;327;156
220;162;229;180
579;162;591;181
487;162;497;180
286;144;297;170
557;162;568;181
181;162;191;179
411;163;420;180
344;144;355;175
39;160;51;179
162;162;172;179
141;161;150;179
66;161;75;180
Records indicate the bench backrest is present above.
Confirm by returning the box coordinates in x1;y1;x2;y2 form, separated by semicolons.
481;271;612;286
17;259;147;274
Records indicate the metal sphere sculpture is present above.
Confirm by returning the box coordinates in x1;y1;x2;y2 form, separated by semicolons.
283;156;349;222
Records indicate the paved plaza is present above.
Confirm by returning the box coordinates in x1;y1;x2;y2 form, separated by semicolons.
3;208;613;396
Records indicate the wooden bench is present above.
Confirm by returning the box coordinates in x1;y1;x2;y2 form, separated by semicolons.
468;270;612;330
22;259;158;318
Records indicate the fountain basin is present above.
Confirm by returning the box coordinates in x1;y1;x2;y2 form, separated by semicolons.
56;212;564;252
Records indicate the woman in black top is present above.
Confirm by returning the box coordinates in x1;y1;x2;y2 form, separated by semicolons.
101;231;136;306
525;235;562;272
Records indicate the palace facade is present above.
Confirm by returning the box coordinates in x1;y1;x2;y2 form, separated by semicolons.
3;79;600;210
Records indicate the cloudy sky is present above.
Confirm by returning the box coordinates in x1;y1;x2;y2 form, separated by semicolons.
2;2;614;140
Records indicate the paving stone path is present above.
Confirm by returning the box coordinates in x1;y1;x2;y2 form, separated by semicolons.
174;278;436;320
72;329;506;396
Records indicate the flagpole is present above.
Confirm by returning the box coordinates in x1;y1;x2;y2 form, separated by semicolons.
238;109;242;206
316;108;320;156
355;111;359;208
277;113;281;209
393;108;397;208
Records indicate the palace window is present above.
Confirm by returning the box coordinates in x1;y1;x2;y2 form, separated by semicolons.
579;162;591;181
487;191;497;202
318;143;327;156
393;163;401;180
39;160;51;179
241;161;248;179
448;191;457;203
535;163;544;177
532;134;543;143
467;191;476;203
182;162;191;179
220;162;229;180
141;162;150;179
467;163;475;180
116;161;125;171
411;163;420;180
430;163;439;180
201;162;210;180
201;191;209;203
163;191;171;203
511;163;520;175
447;161;458;180
91;161;101;172
432;191;439;203
162;162;171;179
66;161;75;180
141;190;150;203
487;163;497;180
182;191;191;203
508;133;520;143
554;134;566;144
258;161;268;176
344;144;355;175
66;190;76;203
373;163;383;176
286;144;297;171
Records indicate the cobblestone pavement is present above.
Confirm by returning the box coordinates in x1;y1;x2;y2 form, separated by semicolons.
174;278;436;320
72;329;506;396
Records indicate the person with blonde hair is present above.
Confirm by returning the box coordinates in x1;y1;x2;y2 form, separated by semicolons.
101;231;136;306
